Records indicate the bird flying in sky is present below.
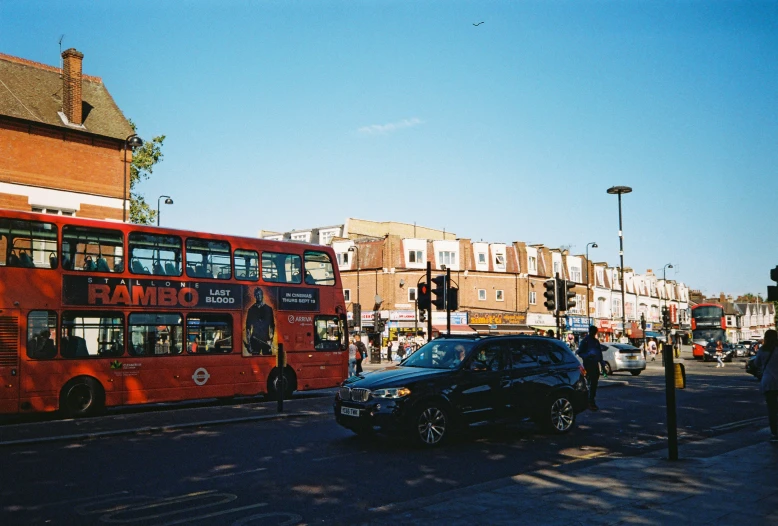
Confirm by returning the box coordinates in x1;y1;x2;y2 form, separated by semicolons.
473;22;484;26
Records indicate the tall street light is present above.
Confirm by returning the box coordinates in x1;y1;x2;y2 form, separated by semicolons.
661;263;674;313
122;134;144;222
607;185;632;342
585;242;598;327
157;195;173;226
348;245;360;330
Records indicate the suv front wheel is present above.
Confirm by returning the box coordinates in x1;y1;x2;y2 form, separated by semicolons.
412;403;450;447
542;394;576;434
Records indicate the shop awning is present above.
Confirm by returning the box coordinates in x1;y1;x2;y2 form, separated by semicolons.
645;331;663;338
531;326;557;332
431;324;477;335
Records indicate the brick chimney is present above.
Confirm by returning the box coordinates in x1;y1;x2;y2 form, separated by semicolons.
61;48;84;125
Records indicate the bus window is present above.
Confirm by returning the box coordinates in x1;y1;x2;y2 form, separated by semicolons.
1;218;58;269
128;313;183;356
128;233;182;276
304;251;336;286
262;252;302;284
26;311;57;360
62;225;124;273
186;238;231;280
314;315;342;351
186;314;233;354
234;249;259;281
61;313;124;358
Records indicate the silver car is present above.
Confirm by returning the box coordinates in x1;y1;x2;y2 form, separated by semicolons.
601;343;646;376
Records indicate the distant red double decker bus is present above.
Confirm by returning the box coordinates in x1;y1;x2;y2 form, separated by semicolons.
0;210;348;416
691;303;726;359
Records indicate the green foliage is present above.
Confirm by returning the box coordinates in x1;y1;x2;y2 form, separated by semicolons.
127;119;166;225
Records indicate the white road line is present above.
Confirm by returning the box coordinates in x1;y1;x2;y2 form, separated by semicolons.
188;468;267;481
100;491;235;523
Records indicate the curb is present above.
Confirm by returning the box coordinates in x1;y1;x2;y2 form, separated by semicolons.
0;410;327;447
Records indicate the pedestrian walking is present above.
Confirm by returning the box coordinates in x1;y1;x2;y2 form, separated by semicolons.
397;341;406;360
577;326;606;411
348;337;357;377
715;340;725;368
648;339;657;361
755;329;778;442
386;340;393;362
355;338;367;374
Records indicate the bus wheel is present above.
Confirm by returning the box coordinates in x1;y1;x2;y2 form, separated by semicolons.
60;378;104;418
267;368;296;400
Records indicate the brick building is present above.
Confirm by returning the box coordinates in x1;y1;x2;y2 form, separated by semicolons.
0;49;134;220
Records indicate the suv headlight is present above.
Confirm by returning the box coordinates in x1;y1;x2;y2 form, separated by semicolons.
371;387;411;399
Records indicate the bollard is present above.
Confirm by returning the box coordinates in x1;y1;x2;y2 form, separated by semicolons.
277;343;285;413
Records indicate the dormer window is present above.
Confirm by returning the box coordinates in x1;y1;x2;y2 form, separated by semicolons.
438;251;456;267
528;256;537;273
409;250;423;263
478;252;486;264
495;254;505;269
337;252;350;266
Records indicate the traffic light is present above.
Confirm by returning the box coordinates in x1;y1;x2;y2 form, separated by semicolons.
418;309;427;322
562;281;576;311
447;287;459;311
543;279;557;311
417;281;431;310
431;275;447;310
376;316;385;332
640;313;647;333
662;306;670;329
769;266;778;302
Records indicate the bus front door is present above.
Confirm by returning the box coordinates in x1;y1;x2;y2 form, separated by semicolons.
0;310;20;413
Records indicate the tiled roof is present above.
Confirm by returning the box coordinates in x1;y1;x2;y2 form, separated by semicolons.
0;52;133;140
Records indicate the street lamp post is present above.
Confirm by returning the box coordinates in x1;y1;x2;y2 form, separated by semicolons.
348;245;360;331
157;195;173;226
607;186;632;342
661;263;674;314
122;134;144;222
585;242;598;327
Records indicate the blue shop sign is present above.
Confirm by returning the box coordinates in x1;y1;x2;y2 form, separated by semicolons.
566;316;589;332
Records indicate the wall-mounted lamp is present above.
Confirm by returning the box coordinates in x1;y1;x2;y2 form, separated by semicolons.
399;279;405;287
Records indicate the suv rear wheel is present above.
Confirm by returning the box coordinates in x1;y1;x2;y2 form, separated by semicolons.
543;394;575;434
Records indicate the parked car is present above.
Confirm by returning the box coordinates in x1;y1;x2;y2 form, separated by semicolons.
334;335;589;447
745;355;759;378
734;343;750;358
601;343;646;376
703;342;735;362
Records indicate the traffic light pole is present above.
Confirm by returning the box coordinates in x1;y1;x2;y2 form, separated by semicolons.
663;308;678;460
446;267;451;336
426;261;432;342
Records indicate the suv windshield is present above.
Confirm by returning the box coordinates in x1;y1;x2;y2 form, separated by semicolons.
402;339;477;369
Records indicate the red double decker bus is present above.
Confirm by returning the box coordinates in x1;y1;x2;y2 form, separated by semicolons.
691;303;726;359
0;210;348;416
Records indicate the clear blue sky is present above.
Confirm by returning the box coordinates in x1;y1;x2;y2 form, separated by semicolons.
2;1;776;298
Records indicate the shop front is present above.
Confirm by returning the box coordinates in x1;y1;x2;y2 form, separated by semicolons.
468;312;532;335
597;319;614;342
565;316;590;334
526;312;557;335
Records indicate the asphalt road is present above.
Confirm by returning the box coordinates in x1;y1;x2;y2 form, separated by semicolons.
0;351;767;526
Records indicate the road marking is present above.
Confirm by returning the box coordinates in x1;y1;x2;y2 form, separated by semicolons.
188;468;267;481
100;490;236;523
709;416;765;432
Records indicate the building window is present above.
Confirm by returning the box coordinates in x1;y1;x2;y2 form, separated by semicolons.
31;207;75;216
319;231;336;246
337;252;350;266
612;299;621;318
553;262;561;276
495;254;505;269
290;233;309;242
597;298;607;317
596;268;604;284
478;289;486;301
529;291;536;305
496;290;504;302
438;251;456;267
409;288;417;302
528;256;537;273
478;252;486;264
408;250;423;263
570;266;581;282
344;289;351;302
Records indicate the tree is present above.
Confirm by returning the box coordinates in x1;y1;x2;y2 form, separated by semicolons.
735;293;764;303
128;120;166;224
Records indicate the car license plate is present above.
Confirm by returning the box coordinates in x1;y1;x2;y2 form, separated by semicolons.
341;406;360;417
625;355;637;360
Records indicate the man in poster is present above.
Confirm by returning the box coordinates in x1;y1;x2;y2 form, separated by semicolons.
246;287;275;355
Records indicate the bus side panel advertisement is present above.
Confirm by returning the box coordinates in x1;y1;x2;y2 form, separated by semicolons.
62;276;243;309
277;287;320;311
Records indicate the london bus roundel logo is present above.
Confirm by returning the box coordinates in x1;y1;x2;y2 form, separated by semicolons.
192;367;210;386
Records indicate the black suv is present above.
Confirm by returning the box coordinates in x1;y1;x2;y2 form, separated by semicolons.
334;335;589;447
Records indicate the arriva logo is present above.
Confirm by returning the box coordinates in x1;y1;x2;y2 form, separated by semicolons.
287;315;313;324
192;367;210;386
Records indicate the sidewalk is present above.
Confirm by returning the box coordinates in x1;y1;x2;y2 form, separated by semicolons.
345;427;778;525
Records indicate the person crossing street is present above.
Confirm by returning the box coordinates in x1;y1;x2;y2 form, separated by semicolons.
577;326;606;411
